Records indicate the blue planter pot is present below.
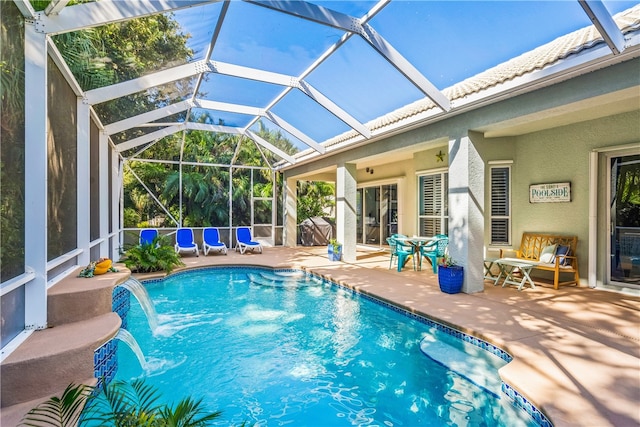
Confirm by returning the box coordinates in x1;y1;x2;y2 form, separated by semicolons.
328;244;342;261
438;265;464;294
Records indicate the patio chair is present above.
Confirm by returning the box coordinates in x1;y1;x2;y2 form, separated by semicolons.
387;237;399;269
387;234;415;271
419;234;448;272
174;228;199;256
139;228;158;246
203;227;227;256
396;238;417;272
387;234;407;268
235;227;262;254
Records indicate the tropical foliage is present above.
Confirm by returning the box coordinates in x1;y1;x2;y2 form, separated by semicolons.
122;118;300;229
296;180;335;221
120;235;184;274
615;154;640;227
21;379;222;427
0;1;26;282
20;383;93;427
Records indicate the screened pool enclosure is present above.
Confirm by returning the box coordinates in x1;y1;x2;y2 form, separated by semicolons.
1;0;638;356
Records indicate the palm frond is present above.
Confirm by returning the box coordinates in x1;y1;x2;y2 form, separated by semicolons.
20;383;94;427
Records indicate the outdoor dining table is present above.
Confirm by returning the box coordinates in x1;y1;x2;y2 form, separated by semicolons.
492;257;540;291
395;236;436;271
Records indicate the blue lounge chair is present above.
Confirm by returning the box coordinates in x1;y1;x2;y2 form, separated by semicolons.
419;234;449;272
139;228;158;246
203;227;227;255
174;228;199;256
235;227;262;254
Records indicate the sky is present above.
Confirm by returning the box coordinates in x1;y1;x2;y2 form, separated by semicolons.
168;0;639;150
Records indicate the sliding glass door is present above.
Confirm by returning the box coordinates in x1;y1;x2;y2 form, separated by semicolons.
356;184;397;245
610;153;640;287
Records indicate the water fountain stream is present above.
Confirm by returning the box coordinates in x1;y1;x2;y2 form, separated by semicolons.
114;328;147;370
118;277;159;332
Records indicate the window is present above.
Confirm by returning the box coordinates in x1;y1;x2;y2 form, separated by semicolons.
418;172;448;236
490;165;511;245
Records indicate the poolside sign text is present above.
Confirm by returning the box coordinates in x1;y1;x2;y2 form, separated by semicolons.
529;182;571;203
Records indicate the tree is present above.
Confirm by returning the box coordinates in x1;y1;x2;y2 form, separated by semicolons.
1;1;26;281
296;180;335;221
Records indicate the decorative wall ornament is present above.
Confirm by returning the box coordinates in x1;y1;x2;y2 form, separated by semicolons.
436;150;445;162
529;182;571;203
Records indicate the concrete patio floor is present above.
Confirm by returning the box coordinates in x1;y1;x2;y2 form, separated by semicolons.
164;245;640;427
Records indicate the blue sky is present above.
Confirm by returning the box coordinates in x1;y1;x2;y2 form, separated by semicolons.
172;1;639;149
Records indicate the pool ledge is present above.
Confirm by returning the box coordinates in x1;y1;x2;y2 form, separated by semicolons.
0;266;130;423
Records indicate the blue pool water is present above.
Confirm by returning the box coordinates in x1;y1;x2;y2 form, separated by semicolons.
115;267;539;426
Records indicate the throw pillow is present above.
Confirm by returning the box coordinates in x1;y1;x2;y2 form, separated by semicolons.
555;245;572;265
539;244;557;263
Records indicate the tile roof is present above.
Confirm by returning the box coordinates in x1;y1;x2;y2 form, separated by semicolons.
312;4;640;154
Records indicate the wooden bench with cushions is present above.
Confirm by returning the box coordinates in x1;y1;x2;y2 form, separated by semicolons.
499;232;580;290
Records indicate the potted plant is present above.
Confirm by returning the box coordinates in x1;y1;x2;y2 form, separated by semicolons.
437;254;464;294
328;238;343;261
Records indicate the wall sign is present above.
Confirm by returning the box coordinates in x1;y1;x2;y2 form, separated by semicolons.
529;182;571;203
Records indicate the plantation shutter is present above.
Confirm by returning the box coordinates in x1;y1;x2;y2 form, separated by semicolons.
490;166;510;244
418;173;447;237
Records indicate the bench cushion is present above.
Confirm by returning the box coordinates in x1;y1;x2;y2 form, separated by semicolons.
555;245;572;266
536;262;575;270
539;244;557;263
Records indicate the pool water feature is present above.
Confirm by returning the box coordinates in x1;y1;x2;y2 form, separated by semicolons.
115;267;542;426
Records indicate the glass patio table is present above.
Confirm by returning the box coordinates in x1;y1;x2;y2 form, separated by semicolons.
395;236;436;270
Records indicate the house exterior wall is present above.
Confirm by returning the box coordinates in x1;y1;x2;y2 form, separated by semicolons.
283;59;639;291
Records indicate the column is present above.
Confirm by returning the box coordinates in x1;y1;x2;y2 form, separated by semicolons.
99;132;110;256
24;23;48;329
336;163;357;262
448;136;485;293
284;176;298;247
77;100;91;266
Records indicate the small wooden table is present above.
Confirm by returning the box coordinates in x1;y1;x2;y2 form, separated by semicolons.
494;258;540;291
483;257;501;281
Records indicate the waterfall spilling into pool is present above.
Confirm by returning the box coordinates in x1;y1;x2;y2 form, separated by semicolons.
119;277;158;332
114;328;147;370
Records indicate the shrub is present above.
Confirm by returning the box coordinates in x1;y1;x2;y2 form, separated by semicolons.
120;235;184;274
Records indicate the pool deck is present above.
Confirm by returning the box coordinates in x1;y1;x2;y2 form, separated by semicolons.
2;245;637;427
163;245;640;427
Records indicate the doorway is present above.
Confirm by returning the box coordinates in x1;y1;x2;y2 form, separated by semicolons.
356;184;397;246
609;153;640;287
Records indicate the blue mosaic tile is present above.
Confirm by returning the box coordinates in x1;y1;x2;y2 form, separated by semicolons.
502;383;553;427
94;339;118;388
112;286;131;330
137;265;550;427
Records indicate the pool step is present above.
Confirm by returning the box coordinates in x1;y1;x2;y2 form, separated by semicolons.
247;271;323;288
48;268;130;326
419;329;507;396
1;312;121;408
1;266;129;424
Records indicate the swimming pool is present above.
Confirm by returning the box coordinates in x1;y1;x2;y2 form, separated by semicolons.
114;267;541;426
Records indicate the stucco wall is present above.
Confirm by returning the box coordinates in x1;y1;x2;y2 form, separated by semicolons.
482;110;640;283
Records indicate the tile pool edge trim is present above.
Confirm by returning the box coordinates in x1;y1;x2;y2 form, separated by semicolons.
132;264;553;427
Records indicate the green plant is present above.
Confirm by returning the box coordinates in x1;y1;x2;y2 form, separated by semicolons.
120;235;184;274
20;383;93;427
328;238;342;248
21;379;222;427
438;254;457;267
